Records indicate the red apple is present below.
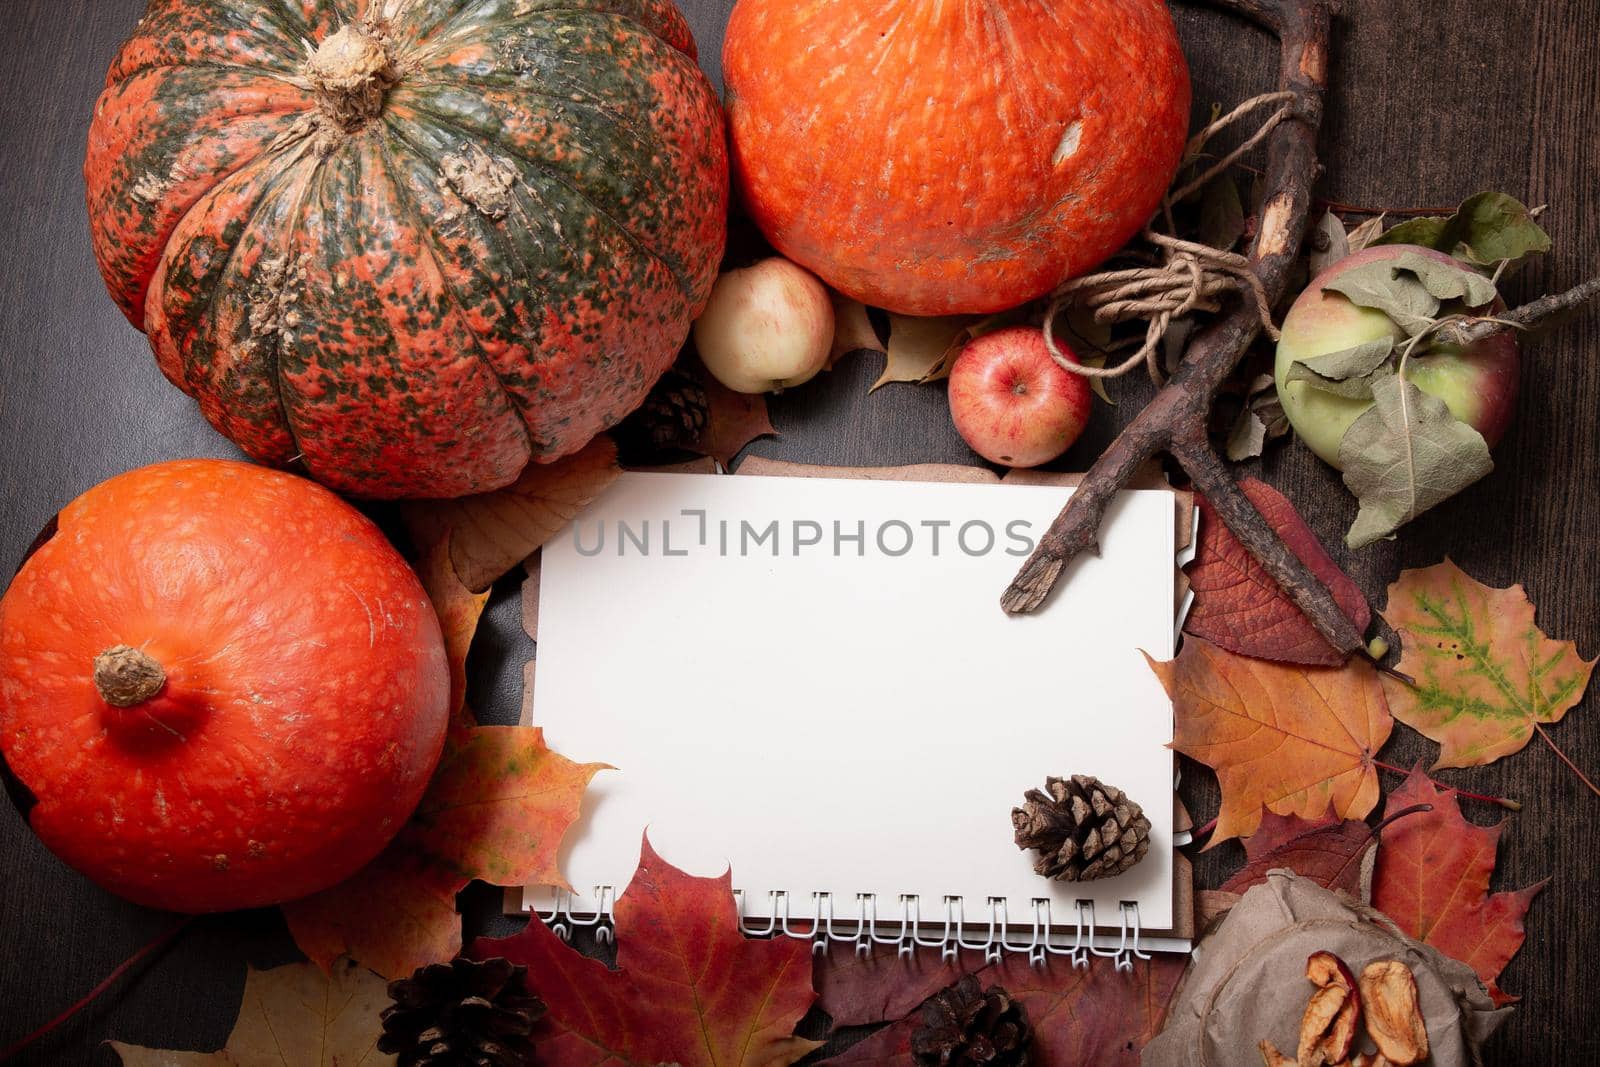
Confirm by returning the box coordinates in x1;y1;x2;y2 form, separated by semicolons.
948;326;1092;468
1276;244;1520;467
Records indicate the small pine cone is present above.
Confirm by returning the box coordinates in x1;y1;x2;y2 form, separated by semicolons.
378;956;545;1067
1012;775;1151;882
620;368;710;453
911;974;1032;1067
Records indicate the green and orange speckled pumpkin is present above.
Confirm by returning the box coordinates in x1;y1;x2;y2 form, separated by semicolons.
724;0;1190;317
86;0;728;499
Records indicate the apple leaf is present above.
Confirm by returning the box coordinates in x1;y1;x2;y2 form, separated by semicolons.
472;836;820;1067
110;958;391;1065
1200;175;1247;253
1147;638;1392;844
827;954;1185;1066
1285;337;1396;399
1219;806;1376;900
1184;479;1371;666
1308;210;1351;276
1322;253;1497;337
283;726;607;978
1380;559;1595;768
870;314;978;391
1372;766;1546;1004
829;293;885;370
1372;192;1551;267
1339;371;1495;549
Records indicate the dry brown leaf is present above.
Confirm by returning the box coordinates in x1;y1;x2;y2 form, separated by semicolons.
110;958;391;1065
1148;638;1393;844
870;313;977;390
405;437;621;594
829;293;885;369
1346;214;1387;253
691;362;778;466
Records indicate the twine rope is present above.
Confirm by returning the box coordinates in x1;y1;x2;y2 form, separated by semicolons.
1046;91;1295;383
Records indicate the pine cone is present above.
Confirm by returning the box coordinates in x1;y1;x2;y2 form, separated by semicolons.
911;974;1032;1067
617;368;709;454
378;956;545;1067
1012;775;1152;882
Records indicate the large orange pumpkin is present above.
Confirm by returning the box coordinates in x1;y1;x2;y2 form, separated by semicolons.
0;461;449;912
723;0;1191;316
85;0;727;499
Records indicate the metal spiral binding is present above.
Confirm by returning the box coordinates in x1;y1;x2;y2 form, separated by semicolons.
535;888;616;944
728;890;1144;969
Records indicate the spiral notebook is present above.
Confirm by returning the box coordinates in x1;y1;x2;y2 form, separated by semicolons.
520;468;1192;962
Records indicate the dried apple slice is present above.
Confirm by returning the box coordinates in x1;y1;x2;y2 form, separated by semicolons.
1358;960;1429;1066
1260;1039;1297;1066
1301;952;1362;1066
1297;984;1349;1066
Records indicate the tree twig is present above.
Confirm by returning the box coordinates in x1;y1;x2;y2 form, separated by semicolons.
1003;0;1378;662
1434;275;1600;348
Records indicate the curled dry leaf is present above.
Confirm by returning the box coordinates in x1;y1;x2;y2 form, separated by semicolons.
1381;558;1595;770
283;726;607;978
870;313;979;390
1371;766;1543;1005
1185;479;1372;666
1147;638;1392;844
110;958;389;1065
409;437;621;594
1358;961;1429;1065
472;835;820;1067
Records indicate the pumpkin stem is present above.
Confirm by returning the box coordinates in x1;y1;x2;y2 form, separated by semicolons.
305;24;396;132
93;646;166;709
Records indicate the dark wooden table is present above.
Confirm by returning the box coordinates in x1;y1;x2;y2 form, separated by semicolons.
2;1;1596;1063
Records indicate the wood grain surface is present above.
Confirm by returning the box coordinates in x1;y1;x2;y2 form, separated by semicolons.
2;1;1596;1062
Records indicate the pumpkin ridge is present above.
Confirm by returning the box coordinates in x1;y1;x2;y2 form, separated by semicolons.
408;3;698;67
373;133;539;457
397;75;663;161
146;143;313;392
401;99;693;300
104;61;310;93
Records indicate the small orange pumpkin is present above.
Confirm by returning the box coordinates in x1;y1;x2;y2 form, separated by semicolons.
0;460;449;912
724;0;1191;316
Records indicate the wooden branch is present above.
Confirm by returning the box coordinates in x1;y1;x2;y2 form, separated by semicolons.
1003;0;1382;662
1435;275;1600;348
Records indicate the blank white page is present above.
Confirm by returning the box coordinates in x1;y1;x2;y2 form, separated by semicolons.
530;472;1177;933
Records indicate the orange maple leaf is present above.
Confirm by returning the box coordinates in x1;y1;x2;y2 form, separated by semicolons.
1372;766;1545;1005
473;835;821;1067
1381;558;1595;770
1146;637;1392;844
283;725;606;978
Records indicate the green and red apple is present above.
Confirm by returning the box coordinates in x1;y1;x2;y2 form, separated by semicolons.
1275;244;1520;466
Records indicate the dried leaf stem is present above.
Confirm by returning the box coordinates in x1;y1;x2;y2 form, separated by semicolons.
1004;0;1380;663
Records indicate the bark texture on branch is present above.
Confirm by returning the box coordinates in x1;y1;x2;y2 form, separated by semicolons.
1002;0;1379;661
1435;274;1600;348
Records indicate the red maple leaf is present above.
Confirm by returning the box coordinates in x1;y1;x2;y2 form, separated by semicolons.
472;836;820;1066
1372;766;1546;1005
1219;806;1376;898
1185;480;1371;666
828;954;1184;1066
